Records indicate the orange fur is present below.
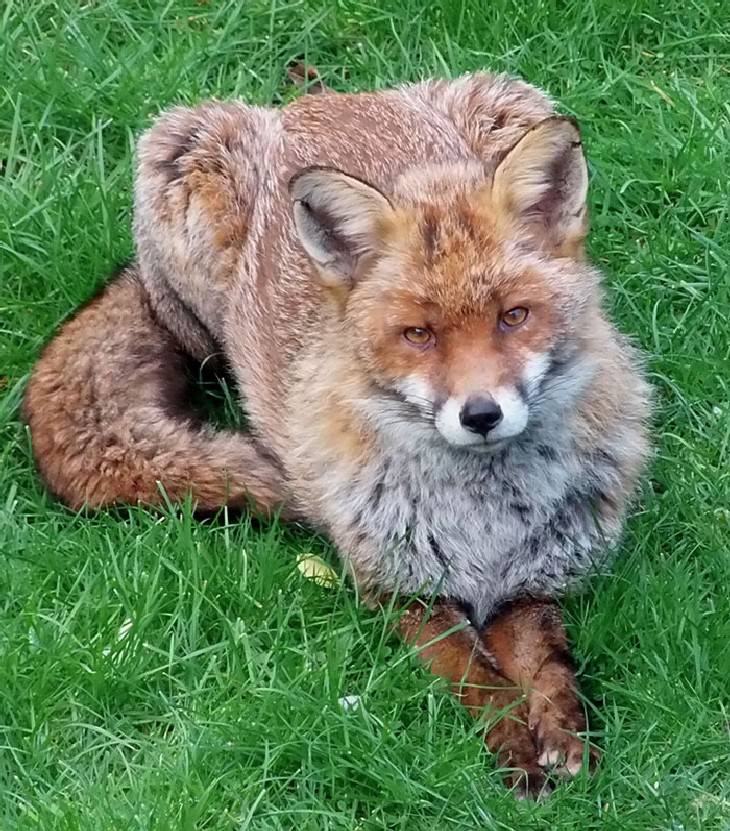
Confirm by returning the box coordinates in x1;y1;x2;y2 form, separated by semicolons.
24;73;650;797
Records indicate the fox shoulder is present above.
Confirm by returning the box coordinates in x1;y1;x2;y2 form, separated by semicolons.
133;101;283;347
406;72;556;161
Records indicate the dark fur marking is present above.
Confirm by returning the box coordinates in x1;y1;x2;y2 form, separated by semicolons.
222;132;236;153
427;532;449;569
528;535;542;558
380;387;409;406
542;346;577;385
544;646;577;673
251;435;287;479
205;154;226;177
552;528;570;550
502;480;522;498
536;605;561;631
370;475;386;512
537;444;558;462
157;355;202;425
455;202;480;239
461;599;480;627
591;447;618;468
350;506;365;530
145;272;218;356
510;501;532;520
157;157;182;184
594;488;618;512
420;209;440;262
157;129;198;184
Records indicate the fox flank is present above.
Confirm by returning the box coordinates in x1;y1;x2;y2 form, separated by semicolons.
24;72;651;798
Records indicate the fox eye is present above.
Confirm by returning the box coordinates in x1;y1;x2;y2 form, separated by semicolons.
500;307;529;329
403;327;434;347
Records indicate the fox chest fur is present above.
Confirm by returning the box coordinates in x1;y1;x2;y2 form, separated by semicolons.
284;345;628;625
332;448;596;625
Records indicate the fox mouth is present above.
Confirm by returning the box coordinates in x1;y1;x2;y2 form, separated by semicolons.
462;437;509;454
429;417;515;454
434;428;514;455
371;389;521;456
376;385;527;452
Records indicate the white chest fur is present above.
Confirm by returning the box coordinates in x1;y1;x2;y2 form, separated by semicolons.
322;420;612;625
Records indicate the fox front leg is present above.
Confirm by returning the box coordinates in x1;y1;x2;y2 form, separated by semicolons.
482;597;599;777
397;598;550;799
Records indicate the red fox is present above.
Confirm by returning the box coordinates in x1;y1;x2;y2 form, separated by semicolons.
24;72;650;797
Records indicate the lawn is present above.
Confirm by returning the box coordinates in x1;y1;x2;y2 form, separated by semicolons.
1;0;729;828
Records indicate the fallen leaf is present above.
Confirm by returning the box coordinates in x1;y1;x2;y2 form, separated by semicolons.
296;553;338;588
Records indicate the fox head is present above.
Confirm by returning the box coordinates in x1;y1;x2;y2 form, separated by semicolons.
290;117;598;452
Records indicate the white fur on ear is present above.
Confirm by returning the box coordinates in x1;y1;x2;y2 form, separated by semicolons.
492;116;589;254
289;167;393;286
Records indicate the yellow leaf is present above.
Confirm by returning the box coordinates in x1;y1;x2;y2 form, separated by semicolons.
296;553;338;588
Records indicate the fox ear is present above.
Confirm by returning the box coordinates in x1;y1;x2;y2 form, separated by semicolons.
491;116;589;256
289;166;393;289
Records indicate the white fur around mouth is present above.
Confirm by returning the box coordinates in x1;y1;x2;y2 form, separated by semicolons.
467;439;508;454
435;393;527;449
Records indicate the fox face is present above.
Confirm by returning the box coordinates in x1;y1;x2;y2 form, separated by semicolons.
291;117;595;452
355;268;564;452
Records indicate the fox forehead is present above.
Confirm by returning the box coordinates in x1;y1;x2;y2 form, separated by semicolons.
362;202;564;322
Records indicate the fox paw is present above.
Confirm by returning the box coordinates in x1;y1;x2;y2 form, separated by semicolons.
490;718;553;800
503;755;553;801
529;697;599;777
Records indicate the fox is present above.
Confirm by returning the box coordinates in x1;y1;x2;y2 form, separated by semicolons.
23;71;651;797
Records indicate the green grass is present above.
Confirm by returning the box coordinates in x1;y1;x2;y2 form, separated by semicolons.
1;0;729;827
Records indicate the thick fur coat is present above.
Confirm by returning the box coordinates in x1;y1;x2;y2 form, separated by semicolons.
24;72;650;796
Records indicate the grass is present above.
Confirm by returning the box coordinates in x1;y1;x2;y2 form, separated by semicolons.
1;0;729;827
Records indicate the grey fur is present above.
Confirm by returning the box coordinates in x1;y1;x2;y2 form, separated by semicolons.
320;351;635;625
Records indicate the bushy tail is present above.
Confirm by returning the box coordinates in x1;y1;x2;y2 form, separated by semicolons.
23;265;288;515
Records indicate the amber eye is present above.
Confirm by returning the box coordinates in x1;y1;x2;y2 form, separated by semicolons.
403;327;434;346
501;307;529;328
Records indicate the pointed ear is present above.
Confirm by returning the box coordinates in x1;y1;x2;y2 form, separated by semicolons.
289;166;393;289
491;117;589;256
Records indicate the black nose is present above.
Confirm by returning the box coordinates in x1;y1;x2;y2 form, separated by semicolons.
460;397;503;437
